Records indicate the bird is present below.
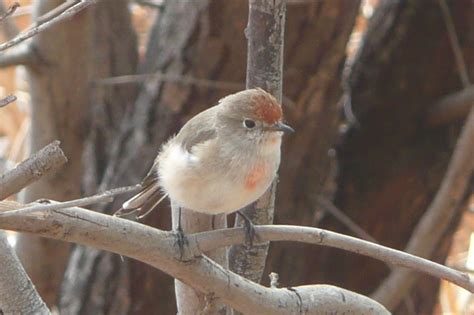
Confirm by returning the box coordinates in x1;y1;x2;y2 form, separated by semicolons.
116;88;293;242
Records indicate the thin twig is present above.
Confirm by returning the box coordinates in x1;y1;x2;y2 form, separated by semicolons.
438;0;470;87
0;1;19;24
0;0;96;52
95;73;244;91
35;0;79;25
0;185;140;217
0;141;67;200
0;95;16;107
316;197;377;243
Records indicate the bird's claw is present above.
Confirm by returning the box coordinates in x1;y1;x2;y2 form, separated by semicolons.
175;225;187;259
237;211;259;248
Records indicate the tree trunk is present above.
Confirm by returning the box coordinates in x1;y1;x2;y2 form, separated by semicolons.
16;0;95;305
322;1;473;314
58;1;138;314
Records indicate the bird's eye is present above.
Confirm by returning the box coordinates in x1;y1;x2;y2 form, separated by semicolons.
243;119;256;129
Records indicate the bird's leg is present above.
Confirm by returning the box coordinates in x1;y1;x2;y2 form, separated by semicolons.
236;210;258;248
175;206;187;258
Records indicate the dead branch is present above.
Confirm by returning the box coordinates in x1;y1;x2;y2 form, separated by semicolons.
192;226;474;293
0;232;50;314
35;0;79;25
438;0;470;87
0;185;139;217
0;94;16;107
0;135;59;314
0;1;19;42
372;106;474;309
2;198;474;312
0;44;35;67
0;141;67;200
229;0;286;293
0;201;393;314
95;72;244;90
0;1;19;24
0;0;96;52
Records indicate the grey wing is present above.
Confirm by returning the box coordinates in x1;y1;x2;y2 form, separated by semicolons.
116;106;218;218
174;105;218;152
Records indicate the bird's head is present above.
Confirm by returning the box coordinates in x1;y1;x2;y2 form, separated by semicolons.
216;88;294;147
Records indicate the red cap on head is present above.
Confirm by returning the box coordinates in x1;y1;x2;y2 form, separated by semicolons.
252;89;282;124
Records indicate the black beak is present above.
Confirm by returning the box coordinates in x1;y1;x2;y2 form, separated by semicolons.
270;122;294;133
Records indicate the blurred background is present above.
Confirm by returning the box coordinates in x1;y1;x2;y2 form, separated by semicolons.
0;0;473;314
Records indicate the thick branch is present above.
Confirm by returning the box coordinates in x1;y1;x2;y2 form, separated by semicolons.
0;202;391;314
0;141;67;200
2;200;474;311
0;44;35;67
230;0;286;288
171;206;228;314
0;231;50;314
372;106;474;308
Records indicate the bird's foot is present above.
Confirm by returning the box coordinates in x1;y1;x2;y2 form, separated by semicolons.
175;225;187;259
237;211;259;248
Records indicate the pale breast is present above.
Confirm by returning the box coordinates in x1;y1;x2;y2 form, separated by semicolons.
158;137;281;214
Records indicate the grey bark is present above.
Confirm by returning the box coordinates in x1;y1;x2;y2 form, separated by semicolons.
15;0;95;305
58;1;138;314
0;141;67;200
229;0;286;289
0;231;50;315
172;207;228;314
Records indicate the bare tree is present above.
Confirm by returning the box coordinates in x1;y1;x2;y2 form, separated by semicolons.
0;0;473;314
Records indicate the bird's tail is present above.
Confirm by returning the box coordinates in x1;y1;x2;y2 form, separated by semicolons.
114;185;167;220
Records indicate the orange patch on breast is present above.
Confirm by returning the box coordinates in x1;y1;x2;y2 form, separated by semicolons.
244;164;267;191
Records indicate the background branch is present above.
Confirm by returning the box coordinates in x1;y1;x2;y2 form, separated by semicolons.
0;140;67;200
0;1;19;25
372;106;474;309
0;43;35;67
0;94;16;107
0;0;96;51
371;1;474;310
426;86;474;126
